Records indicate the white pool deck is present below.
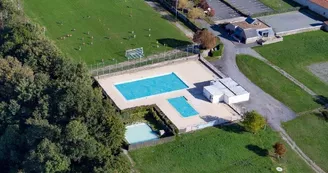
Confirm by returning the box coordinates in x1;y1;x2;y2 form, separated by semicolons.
97;60;241;131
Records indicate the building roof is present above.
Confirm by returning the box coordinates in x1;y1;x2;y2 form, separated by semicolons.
310;0;328;9
244;29;258;38
209;78;249;97
232;19;270;30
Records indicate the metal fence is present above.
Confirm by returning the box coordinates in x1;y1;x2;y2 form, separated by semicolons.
90;44;199;76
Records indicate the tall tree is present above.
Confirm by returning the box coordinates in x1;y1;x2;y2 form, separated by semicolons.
193;29;217;49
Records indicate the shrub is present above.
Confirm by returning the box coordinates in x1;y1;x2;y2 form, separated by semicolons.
193;29;217;49
187;8;205;20
178;0;189;9
208;8;215;17
242;111;266;133
273;142;287;158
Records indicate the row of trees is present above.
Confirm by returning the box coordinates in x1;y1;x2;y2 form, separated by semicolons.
0;0;129;172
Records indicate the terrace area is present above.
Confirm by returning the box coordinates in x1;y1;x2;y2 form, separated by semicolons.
97;60;241;132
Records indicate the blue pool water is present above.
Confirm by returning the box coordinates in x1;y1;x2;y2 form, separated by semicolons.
168;96;199;117
125;123;159;144
115;73;188;100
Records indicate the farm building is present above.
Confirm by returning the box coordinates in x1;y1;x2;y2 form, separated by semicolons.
323;21;328;31
293;0;328;18
203;78;250;104
225;17;275;44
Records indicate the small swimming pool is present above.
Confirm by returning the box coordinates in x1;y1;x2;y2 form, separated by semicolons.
168;96;199;117
115;73;188;100
125;123;159;144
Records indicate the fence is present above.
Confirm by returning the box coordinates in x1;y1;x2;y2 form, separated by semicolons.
127;136;175;151
90;44;199;77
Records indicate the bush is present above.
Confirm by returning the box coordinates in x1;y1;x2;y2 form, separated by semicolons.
187;8;205;19
242;111;266;133
208;8;215;17
210;44;224;57
321;109;328;120
178;0;189;9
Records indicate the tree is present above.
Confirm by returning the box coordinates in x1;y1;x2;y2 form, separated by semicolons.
187;8;204;20
198;0;209;10
178;0;189;10
0;0;129;172
273;142;287;158
242;111;266;133
193;29;217;49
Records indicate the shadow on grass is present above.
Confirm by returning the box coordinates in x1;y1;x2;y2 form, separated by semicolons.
314;95;328;108
161;14;176;22
215;124;245;134
282;0;302;8
157;38;192;48
246;144;269;157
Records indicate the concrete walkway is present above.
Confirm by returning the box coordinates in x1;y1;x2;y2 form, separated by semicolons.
236;47;317;96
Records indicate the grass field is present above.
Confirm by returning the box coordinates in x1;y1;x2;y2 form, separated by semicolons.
258;0;300;11
130;126;313;173
236;55;320;113
23;0;190;65
254;31;328;99
283;113;328;172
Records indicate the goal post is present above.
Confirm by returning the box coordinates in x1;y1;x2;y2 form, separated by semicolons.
125;47;144;60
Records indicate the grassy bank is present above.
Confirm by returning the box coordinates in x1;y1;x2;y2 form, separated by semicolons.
236;55;320;112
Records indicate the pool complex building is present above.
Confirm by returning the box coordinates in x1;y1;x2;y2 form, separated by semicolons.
97;60;241;133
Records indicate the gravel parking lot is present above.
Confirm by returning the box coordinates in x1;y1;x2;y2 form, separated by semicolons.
208;0;241;21
308;62;328;84
225;0;273;15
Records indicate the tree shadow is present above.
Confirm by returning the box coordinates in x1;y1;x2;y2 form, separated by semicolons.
161;14;176;22
314;95;328;108
216;123;245;134
246;144;269;157
157;38;192;48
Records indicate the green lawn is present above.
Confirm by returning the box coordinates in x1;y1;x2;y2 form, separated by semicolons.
130;126;313;173
254;31;328;98
23;0;190;65
258;0;300;11
236;55;320;113
283;113;328;172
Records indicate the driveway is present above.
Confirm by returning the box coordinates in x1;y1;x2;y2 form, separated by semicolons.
207;0;242;21
225;0;272;15
211;38;297;130
259;10;323;35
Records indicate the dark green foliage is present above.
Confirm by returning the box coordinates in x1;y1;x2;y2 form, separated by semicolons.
0;0;128;172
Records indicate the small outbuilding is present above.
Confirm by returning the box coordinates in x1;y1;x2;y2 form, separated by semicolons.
225;17;275;44
203;78;250;104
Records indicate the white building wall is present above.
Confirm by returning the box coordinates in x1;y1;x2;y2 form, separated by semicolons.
224;93;250;104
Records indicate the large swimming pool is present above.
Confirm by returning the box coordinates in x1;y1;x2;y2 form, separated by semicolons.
125;123;159;144
115;73;188;100
168;96;199;117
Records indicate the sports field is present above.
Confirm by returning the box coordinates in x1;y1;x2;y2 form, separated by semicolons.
23;0;190;65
